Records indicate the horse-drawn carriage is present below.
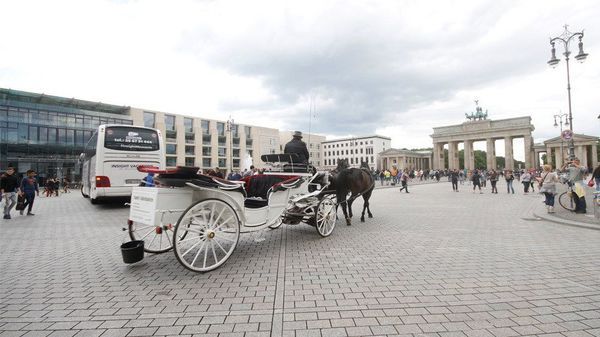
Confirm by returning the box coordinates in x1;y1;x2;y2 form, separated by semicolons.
125;154;337;272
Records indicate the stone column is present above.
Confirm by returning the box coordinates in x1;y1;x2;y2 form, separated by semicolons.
592;143;598;168
464;140;474;170
448;141;458;170
434;142;446;169
579;145;588;168
432;143;440;170
555;146;563;169
486;138;496;170
504;137;513;170
545;146;553;166
523;135;533;169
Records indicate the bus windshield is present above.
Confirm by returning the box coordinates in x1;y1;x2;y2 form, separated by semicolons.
104;126;160;151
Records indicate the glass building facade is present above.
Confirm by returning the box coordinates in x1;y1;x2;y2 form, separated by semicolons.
0;88;133;183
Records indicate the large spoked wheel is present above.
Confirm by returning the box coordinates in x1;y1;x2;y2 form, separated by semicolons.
558;191;576;211
173;198;241;273
315;196;337;237
128;221;174;254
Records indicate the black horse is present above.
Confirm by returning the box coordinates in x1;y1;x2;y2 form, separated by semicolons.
331;159;374;226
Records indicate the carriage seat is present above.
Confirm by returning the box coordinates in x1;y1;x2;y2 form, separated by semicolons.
146;166;246;196
241;174;301;208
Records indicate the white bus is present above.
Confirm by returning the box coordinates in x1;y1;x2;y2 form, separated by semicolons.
80;125;165;204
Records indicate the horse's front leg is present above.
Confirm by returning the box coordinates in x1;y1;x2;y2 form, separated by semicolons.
338;194;351;226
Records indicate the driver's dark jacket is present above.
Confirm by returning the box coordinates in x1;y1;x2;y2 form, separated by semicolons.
283;138;309;164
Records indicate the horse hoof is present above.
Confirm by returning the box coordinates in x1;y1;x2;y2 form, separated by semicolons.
360;217;365;222
368;215;373;218
347;223;351;226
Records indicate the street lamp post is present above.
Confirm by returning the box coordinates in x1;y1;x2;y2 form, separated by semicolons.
547;24;589;160
553;112;569;162
226;116;235;175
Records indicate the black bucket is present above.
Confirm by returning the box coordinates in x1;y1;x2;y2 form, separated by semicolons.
121;240;144;264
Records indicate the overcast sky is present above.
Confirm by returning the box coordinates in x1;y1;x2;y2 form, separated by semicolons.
1;0;599;160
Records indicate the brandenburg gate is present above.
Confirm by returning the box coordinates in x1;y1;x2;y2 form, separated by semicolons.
430;104;535;170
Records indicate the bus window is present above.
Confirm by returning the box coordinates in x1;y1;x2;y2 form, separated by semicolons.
104;126;159;151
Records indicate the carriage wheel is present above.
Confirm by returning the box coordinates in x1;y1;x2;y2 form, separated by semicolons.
173;198;240;273
128;221;174;254
315;196;337;237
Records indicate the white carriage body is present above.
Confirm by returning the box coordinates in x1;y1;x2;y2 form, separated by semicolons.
126;153;336;272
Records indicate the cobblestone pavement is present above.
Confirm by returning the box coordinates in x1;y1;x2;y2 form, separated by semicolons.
1;183;600;337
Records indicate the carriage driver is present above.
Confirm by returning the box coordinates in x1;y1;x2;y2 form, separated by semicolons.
284;131;310;164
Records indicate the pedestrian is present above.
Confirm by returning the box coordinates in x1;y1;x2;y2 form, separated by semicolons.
505;170;515;194
19;169;39;216
489;169;499;194
53;178;60;197
480;170;487;188
537;164;559;213
591;163;600;198
399;169;409;193
472;169;483;193
379;170;384;186
561;158;588;214
451;169;459;192
1;167;20;219
521;170;531;194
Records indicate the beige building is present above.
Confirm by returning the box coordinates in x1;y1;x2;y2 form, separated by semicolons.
378;148;432;170
534;133;598;169
130;108;280;171
278;131;326;168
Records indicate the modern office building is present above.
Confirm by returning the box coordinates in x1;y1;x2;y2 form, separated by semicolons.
0;88;133;182
321;135;391;170
0;88;287;180
278;131;326;168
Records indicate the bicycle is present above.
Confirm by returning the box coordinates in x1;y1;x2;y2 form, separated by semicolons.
558;181;576;211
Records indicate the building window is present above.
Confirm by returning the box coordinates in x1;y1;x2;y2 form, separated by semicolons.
185;157;195;167
246;138;253;146
165;115;176;131
233;159;240;168
202;147;211;156
231;124;239;137
202;158;211;168
218;136;226;146
244;126;251;138
166;156;177;167
185;133;194;144
233;149;240;157
166;144;177;155
217;122;225;136
201;120;210;134
218;147;226;156
184;117;193;133
218;158;226;167
185;145;195;155
202;134;211;145
143;112;155;128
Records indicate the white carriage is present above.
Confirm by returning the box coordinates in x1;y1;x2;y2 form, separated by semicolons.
126;154;337;272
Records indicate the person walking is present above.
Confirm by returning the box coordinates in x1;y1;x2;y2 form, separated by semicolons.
591;164;600;197
472;169;483;193
505;170;515;194
489;169;499;194
521;170;531;194
19;169;39;216
537;164;559;213
1;167;20;219
450;169;459;192
399;169;409;193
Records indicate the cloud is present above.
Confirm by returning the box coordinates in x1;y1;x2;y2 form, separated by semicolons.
1;0;598;160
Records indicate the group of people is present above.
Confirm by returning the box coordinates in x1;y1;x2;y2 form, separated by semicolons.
447;158;598;214
1;167;39;219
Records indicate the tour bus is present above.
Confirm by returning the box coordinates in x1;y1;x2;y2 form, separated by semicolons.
80;125;165;204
